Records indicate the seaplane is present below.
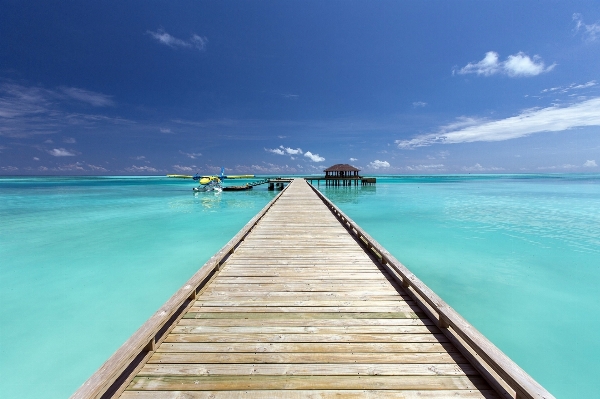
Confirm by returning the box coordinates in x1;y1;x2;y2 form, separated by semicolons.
177;168;254;192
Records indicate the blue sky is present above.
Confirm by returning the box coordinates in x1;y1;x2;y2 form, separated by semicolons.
1;1;599;175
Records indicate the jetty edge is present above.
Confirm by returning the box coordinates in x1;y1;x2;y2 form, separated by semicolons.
71;178;554;399
70;183;290;399
308;182;553;399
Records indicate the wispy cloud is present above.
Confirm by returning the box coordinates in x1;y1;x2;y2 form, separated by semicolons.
405;164;445;172
537;163;579;171
281;146;302;155
265;145;303;156
541;80;597;94
282;94;299;99
160;128;173;134
172;165;195;172
368;160;390;169
412;101;427;108
179;151;202;159
573;13;600;42
60;87;114;107
304;151;325;162
63;137;76;144
462;163;504;172
48;148;75;157
265;147;285;155
125;165;159;173
455;51;555;77
0;81;127;138
243;162;300;174
87;164;108;172
584;160;597;167
147;29;208;51
397;97;600;149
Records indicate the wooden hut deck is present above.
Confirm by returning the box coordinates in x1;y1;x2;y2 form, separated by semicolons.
74;179;553;399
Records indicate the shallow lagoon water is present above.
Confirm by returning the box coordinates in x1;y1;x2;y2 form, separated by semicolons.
0;176;276;398
1;174;599;398
319;174;600;398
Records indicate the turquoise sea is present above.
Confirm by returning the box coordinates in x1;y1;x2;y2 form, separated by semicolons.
1;175;599;398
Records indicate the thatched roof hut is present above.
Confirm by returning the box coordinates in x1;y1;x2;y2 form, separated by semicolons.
324;164;360;177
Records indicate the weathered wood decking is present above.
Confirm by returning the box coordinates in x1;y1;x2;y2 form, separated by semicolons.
73;179;553;399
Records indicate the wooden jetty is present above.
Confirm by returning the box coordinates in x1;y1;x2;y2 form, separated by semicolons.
72;179;553;399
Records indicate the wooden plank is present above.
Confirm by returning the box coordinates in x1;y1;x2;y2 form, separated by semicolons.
212;278;396;284
138;363;479;376
183;312;424;320
147;352;469;365
126;375;491;391
163;333;448;343
177;318;435;327
121;390;500;399
171;325;439;334
155;342;459;353
199;292;408;300
192;301;417;307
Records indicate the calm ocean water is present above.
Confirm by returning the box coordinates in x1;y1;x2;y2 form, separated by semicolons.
319;174;600;398
1;174;598;398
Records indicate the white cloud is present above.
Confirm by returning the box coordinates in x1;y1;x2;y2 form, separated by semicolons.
280;145;303;155
584;160;597;167
573;13;600;42
397;97;600;149
190;34;208;50
1;166;18;172
456;51;555;77
172;165;194;172
63;137;76;143
405;164;445;172
179;151;202;159
125;165;159;173
350;157;358;161
541;80;597;94
247;162;299;174
462;163;504;172
368;160;390;169
87;164;108;172
537;164;579;170
60;87;114;107
48;148;75;157
147;29;208;50
33;157;39;161
304;151;325;162
413;101;427;108
266;147;285;155
160;128;172;134
55;162;85;171
282;94;299;99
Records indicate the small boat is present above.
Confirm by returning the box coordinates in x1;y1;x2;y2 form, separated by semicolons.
222;184;253;191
